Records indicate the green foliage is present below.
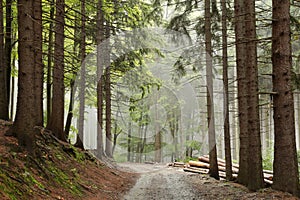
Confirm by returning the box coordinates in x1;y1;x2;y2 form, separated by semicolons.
262;146;273;171
291;71;300;90
186;140;201;151
297;150;300;166
182;156;198;163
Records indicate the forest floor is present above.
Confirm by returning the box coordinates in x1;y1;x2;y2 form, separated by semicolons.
120;163;300;200
0;120;138;200
0;119;299;200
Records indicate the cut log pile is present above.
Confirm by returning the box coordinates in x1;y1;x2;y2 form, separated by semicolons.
169;155;273;185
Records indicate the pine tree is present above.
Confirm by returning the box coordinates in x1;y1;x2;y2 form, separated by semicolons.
234;0;248;185
0;0;7;120
205;0;219;180
272;0;300;196
47;0;66;141
96;0;105;158
221;0;233;181
244;0;263;190
9;0;43;153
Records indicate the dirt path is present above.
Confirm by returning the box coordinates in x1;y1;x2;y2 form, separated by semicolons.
120;163;199;200
119;163;299;200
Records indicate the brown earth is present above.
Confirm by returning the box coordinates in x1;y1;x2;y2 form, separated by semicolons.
0;120;138;200
0;119;299;200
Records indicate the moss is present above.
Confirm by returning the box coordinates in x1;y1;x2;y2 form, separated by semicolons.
69;145;86;162
47;163;83;196
55;153;65;161
0;169;23;200
22;171;48;194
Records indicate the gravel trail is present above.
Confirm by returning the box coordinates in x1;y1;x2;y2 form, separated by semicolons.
120;163;200;200
119;163;299;200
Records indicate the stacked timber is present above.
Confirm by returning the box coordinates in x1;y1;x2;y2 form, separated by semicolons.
167;162;186;168
172;155;273;185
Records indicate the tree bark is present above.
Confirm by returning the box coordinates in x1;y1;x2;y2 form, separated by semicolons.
47;0;66;141
10;54;15;119
127;121;132;161
46;0;55;126
10;0;43;153
272;0;300;196
105;23;113;158
76;0;86;149
65;80;75;139
205;0;219;180
0;0;7;120
234;0;248;186
33;0;44;126
154;130;162;162
5;0;12;120
221;0;233;181
154;94;162;163
244;0;264;191
96;0;105;158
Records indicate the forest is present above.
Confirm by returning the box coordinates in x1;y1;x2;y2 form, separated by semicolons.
1;0;300;198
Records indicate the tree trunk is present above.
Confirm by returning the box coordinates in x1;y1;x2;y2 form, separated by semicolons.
141;123;148;160
221;0;233;181
10;0;43;153
105;24;113;158
47;0;65;141
169;112;177;160
272;0;300;196
5;0;12;120
0;0;7;120
112;109;120;155
105;65;112;158
234;0;248;185
46;0;54;126
205;0;219;180
46;0;55;126
76;0;86;149
244;0;264;191
155;130;162;162
174;114;179;160
65;80;75;139
154;93;162;163
10;54;16;119
127;121;132;162
297;91;300;150
136;114;143;163
33;0;43;126
96;0;105;158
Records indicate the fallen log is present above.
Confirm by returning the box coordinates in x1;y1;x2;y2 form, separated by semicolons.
187;166;209;172
263;173;273;181
183;167;209;174
199;156;273;177
194;158;239;174
174;162;185;167
168;162;185;167
184;158;273;185
264;179;273;185
200;155;239;168
185;166;238;180
198;156;210;163
218;165;239;174
189;161;210;169
263;169;273;175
